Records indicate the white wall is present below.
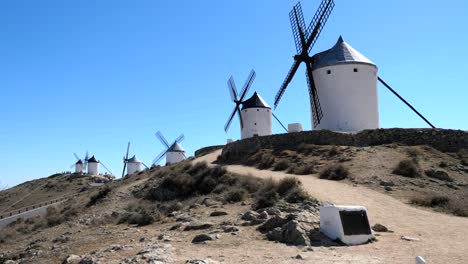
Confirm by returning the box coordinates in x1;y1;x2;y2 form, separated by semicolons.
75;163;84;173
313;63;379;132
241;107;272;139
166;151;185;164
88;162;99;175
127;162;141;175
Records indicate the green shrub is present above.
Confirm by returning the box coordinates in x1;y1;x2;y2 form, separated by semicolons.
392;159;421;178
319;164;349;180
255;189;279;209
288;164;316;175
276;177;301;196
284;186;311;203
224;188;248;203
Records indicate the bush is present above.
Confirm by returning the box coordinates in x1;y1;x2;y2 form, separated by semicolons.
237;175;263;193
276;177;301;196
328;146;340;156
258;153;275;170
392;159;421;178
255;189;279;209
439;161;448;168
224;188;248;203
319;164;349;181
411;195;449;208
424;169;453;182
284;186;311;203
87;186;111;207
406;148;422;159
273;159;290;171
187;161;208;176
288;163;316;175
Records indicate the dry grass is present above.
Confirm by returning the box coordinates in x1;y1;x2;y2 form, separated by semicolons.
319;164;349;181
392;159;421;178
424;169;453;182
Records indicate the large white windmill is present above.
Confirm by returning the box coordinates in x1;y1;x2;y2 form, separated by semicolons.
121;142;148;177
86;155;114;176
152;131;186;166
71;151;89;174
224;69;287;139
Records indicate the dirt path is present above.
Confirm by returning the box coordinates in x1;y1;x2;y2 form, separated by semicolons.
194;150;468;263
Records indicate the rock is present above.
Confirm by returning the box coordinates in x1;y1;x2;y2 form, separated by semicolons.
127;244;173;263
265;207;282;216
384;186;393;191
379;180;395;187
281;221;311;246
241;211;259;221
170;223;183;230
401;236;420;241
295;254;306;260
267;227;283;242
258;211;269;220
210;211;228;217
184;222;214;231
158;234;172;241
62;255;82;264
192;234;215;243
176;214;196;222
186;259;219;264
258;215;288;233
372;224;388;232
222;226;239;233
201;198;220;207
78;257;97;264
4;261;19;264
249;219;266;225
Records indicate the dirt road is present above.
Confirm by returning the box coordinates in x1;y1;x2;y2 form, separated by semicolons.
194;149;468;263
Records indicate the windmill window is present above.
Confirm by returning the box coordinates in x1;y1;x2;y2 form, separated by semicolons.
353;68;358;72
254;123;257;126
327;70;331;74
257;109;259;111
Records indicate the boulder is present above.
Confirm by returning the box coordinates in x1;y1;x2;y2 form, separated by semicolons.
192;234;215;243
372;223;388;232
184;222;214;231
281;221;311;246
258;215;288;233
241;211;259;221
62;255;82;264
210;211;228;217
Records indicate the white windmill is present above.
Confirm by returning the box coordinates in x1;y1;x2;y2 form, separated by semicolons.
224;69;287;139
152;131;186;165
71;151;89;174
87;155;114;176
121;142;148;177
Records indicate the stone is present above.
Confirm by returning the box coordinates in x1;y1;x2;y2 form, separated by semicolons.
281;221;311;246
210;211;228;217
222;226;239;233
4;261;19;264
295;254;306;260
379;180;395;187
372;224;388;232
384;186;393;192
265;207;282;216
62;255;82;264
170;223;183;230
192;234;215;243
241;211;259;221
258;215;288;233
78;256;96;264
184;222;214;231
401;236;420;241
266;227;283;242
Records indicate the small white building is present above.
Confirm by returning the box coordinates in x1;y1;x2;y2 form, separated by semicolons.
312;36;379;132
166;142;186;165
75;160;84;173
126;155;142;175
87;155;99;175
288;123;303;133
320;205;373;245
240;92;272;139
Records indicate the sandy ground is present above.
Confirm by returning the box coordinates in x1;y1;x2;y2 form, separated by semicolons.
193;149;468;264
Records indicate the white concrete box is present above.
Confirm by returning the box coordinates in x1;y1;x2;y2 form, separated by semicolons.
320;205;373;245
288;123;303;133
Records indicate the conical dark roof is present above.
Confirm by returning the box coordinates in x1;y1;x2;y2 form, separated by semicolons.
75;160;83;165
241;92;270;110
312;36;376;70
168;142;185;152
87;156;99;163
127;155;142;163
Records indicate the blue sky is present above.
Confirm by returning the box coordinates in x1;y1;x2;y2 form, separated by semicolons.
1;0;467;188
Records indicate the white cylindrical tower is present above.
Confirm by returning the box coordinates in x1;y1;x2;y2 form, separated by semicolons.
127;155;142;175
312;36;379;132
87;155;100;175
75;160;84;173
240;92;272;139
166;142;186;165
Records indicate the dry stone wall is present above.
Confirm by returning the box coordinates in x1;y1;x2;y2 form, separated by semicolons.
220;128;467;162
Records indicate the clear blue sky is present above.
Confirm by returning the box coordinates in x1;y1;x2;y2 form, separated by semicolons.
1;0;467;188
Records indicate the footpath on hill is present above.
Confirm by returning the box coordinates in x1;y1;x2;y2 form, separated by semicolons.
194;149;468;264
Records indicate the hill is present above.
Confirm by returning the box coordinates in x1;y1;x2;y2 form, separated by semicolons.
0;128;467;263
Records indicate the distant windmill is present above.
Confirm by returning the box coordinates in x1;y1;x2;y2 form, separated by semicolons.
152;131;186;165
70;151;89;173
121;142;148;177
87;155;114;176
225;69;287;139
274;0;335;129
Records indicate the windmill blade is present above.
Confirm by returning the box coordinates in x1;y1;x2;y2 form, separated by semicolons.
142;163;149;169
156;131;170;148
100;162;113;176
175;134;185;143
121;162;127;178
238;69;256;102
228;77;238;101
237;106;244;129
224;106;238;132
306;0;335;53
84;151;89;171
305;62;323;128
274;61;301;108
152;149;168;165
272;112;288;133
73;153;80;161
289;2;307;53
378;77;436;128
125;142;130;160
70;164;76;169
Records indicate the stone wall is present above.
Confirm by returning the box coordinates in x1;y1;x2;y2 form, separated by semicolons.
220;128;467;162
